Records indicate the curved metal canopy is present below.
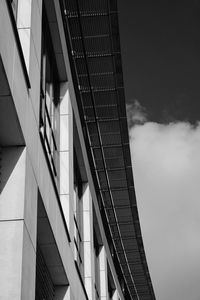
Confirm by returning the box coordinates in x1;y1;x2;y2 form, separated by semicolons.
60;0;156;299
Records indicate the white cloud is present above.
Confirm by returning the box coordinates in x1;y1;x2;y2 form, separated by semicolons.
130;121;200;300
126;100;147;126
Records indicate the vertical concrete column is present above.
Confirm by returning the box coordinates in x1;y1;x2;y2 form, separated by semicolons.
83;184;95;300
59;83;74;243
29;0;42;124
17;0;32;71
0;147;38;300
21;152;38;300
0;147;26;300
99;247;109;300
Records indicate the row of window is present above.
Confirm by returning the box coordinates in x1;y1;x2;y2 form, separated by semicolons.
39;7;121;300
10;1;121;299
9;0;60;186
40;11;60;184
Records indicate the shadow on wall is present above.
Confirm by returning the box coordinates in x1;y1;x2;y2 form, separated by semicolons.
0;146;25;193
0;57;24;146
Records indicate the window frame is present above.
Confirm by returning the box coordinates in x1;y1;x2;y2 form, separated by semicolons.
40;8;60;182
10;0;18;20
73;151;84;275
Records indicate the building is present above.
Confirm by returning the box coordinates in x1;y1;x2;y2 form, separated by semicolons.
0;0;155;300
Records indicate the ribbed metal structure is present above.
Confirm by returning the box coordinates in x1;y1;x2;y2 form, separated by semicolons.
60;0;156;299
35;245;55;300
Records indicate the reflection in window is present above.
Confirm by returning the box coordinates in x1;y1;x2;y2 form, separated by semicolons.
94;229;101;300
74;152;84;277
10;0;18;20
40;10;60;187
107;262;116;300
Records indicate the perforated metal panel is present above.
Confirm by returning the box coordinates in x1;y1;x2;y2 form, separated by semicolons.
61;0;156;299
35;245;55;300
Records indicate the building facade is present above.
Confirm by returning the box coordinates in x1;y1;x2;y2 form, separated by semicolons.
0;1;155;300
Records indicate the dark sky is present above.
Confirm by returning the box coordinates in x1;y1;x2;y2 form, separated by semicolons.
118;0;200;123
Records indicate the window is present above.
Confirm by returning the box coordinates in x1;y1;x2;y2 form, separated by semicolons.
107;263;116;300
94;230;101;300
40;9;60;186
74;151;84;277
93;208;103;300
10;0;18;20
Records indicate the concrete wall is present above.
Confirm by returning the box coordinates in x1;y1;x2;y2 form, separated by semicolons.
0;1;125;299
0;1;88;299
83;185;96;300
59;83;74;243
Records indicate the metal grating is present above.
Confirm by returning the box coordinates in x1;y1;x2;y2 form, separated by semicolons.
35;245;55;300
61;0;156;299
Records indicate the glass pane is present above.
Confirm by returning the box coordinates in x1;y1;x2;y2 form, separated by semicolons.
11;0;18;20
